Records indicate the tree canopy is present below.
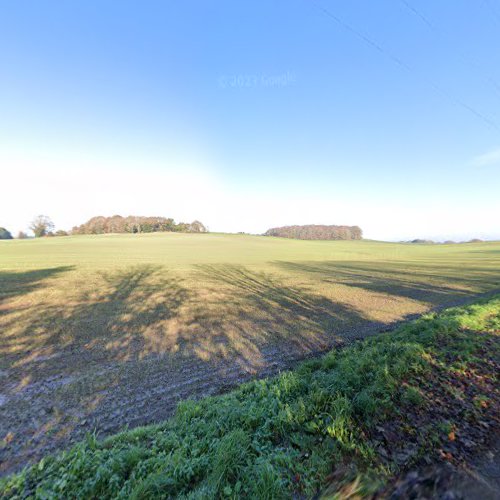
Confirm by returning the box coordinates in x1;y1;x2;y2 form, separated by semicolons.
72;216;207;235
0;227;13;240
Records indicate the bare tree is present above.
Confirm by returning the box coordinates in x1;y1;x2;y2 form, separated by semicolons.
30;215;55;238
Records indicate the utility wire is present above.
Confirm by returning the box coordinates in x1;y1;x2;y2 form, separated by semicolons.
483;0;500;26
399;0;433;30
311;1;411;72
308;0;498;131
400;0;500;97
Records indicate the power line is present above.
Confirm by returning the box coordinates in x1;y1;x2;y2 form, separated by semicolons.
400;0;500;97
310;1;411;73
308;0;498;131
399;0;433;30
483;0;500;26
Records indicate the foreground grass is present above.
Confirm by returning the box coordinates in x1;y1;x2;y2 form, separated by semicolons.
1;296;498;499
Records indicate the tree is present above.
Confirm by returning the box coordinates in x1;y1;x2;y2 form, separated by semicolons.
30;215;54;238
17;231;28;239
188;220;207;233
0;227;13;239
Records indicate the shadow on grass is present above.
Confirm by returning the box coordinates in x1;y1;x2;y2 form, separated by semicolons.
0;264;191;474
176;264;374;372
0;264;188;371
1;263;379;475
0;267;74;313
274;260;500;305
3;260;497;476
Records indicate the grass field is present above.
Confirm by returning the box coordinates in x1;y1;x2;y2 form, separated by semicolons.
1;233;499;476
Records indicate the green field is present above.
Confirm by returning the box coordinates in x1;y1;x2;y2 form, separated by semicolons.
1;234;499;476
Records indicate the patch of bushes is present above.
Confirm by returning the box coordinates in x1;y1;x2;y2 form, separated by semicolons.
1;296;498;498
0;227;13;240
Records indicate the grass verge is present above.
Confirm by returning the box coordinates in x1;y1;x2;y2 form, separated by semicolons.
1;296;499;499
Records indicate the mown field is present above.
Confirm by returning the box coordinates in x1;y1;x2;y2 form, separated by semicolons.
1;234;499;477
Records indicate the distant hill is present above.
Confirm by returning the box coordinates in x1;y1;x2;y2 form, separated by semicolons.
264;224;362;240
72;215;207;235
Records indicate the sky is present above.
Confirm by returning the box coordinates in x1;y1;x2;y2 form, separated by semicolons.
1;0;499;241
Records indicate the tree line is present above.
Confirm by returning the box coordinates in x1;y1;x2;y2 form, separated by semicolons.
0;215;207;239
71;215;207;235
264;224;363;240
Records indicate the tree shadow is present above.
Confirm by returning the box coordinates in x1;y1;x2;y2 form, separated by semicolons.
0;267;74;314
469;249;500;255
0;264;191;475
274;260;500;306
177;264;383;374
1;264;189;373
1;263;383;476
8;260;493;477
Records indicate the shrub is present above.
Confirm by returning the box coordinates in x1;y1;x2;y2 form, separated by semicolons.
0;227;13;239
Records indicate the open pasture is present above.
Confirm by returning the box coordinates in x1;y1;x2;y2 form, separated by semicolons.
1;233;499;474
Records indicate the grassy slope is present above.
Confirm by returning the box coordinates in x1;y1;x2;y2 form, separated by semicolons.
1;295;498;498
2;233;500;269
2;234;499;333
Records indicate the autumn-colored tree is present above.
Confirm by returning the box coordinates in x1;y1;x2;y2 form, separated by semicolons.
264;224;362;240
72;215;207;235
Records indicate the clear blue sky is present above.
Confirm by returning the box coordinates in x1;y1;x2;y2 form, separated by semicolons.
1;0;499;240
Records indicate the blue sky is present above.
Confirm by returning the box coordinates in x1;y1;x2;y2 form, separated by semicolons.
1;0;499;240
